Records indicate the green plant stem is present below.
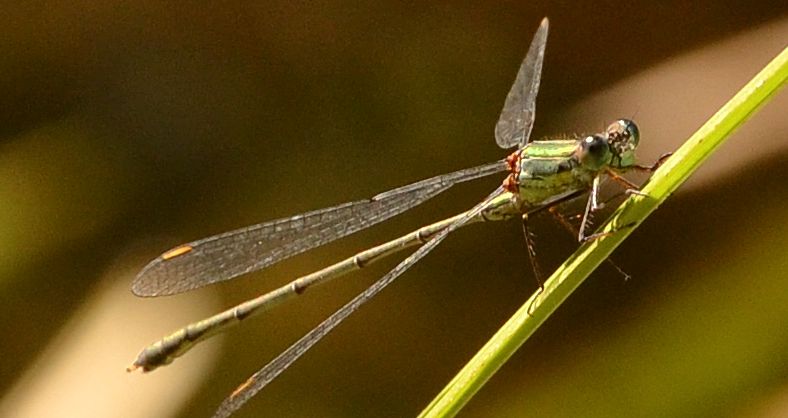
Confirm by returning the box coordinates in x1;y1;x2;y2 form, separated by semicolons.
419;46;788;418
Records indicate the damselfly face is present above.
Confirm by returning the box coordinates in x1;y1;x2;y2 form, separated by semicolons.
605;119;640;169
573;118;639;172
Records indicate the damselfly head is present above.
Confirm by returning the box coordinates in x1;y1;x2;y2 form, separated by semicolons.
606;119;639;168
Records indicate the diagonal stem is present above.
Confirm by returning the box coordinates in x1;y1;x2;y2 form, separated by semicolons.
419;45;787;418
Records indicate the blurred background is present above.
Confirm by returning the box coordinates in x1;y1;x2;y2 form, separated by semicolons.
0;2;786;418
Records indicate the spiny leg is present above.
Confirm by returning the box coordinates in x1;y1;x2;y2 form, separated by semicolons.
632;152;672;172
548;206;631;281
597;188;647;208
581;169;658;243
606;151;673;193
521;214;544;290
577;175;604;242
521;214;545;315
605;169;642;192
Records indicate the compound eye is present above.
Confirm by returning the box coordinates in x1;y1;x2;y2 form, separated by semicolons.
582;135;607;157
619;119;640;147
607;119;640;148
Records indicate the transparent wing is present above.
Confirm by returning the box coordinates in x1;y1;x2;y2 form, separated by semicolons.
212;186;506;418
132;160;507;296
494;17;549;149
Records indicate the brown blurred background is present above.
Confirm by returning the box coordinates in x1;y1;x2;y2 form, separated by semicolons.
0;2;786;418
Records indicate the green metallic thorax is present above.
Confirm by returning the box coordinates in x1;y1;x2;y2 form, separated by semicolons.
515;139;605;206
479;139;611;222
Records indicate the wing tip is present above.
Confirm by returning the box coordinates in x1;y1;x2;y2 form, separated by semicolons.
131;256;169;297
131;243;197;297
537;17;549;38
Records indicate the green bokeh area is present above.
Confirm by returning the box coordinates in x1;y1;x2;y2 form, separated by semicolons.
0;2;785;418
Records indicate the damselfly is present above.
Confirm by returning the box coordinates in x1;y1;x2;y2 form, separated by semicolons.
129;18;668;418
